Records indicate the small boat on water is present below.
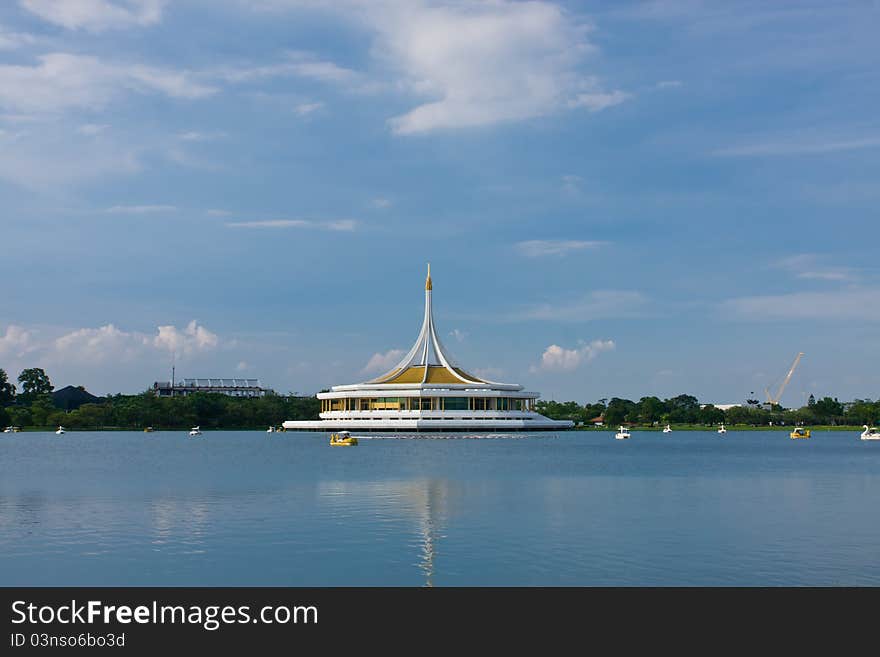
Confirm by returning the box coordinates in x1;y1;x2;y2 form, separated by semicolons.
662;424;672;433
144;426;154;433
717;423;727;435
3;426;12;433
4;426;21;433
330;431;358;446
267;426;276;433
55;426;65;435
188;426;202;437
615;425;631;440
790;427;811;439
861;425;880;441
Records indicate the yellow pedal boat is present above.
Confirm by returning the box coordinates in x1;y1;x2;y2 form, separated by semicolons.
790;427;811;439
330;431;358;446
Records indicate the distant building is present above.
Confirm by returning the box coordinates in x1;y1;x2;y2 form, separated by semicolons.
701;403;741;411
151;378;274;398
283;267;573;432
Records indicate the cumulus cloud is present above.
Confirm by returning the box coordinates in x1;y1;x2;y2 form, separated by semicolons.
153;321;219;355
20;0;167;32
0;325;33;358
533;339;615;372
515;239;605;257
373;1;628;134
54;324;150;362
361;348;404;374
51;320;220;363
253;1;628;134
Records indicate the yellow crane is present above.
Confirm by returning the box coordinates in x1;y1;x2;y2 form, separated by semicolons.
765;352;804;407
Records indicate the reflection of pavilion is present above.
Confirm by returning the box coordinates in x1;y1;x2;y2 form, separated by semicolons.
318;478;454;587
284;266;573;432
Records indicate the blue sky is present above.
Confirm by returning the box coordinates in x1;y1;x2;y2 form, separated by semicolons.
1;0;878;406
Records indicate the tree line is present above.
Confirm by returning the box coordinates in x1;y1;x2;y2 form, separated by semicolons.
3;366;879;430
535;394;880;427
0;367;319;430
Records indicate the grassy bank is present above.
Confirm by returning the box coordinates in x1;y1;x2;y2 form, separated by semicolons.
577;424;866;432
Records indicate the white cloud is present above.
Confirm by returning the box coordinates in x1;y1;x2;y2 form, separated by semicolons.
51;320;218;364
361;348;404;374
567;89;630;111
206;209;232;216
105;204;177;214
511;290;647;322
153;321;219;355
177;131;225;142
715;135;880;157
54;324;150;362
656;80;683;89
372;2;627;134
370;197;392;209
77;123;110;135
20;0;166;32
515;240;606;257
0;27;36;50
449;328;466;343
533;339;615;372
294;101;323;116
0;325;33;359
721;288;880;321
0;128;141;189
0;53;215;114
236;360;249;372
226;219;357;231
774;254;858;283
221;51;361;86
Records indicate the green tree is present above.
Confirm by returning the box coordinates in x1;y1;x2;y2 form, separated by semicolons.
812;396;844;421
0;368;15;405
636;396;666;424
18;368;53;396
697;404;725;425
604;398;636;426
665;394;700;423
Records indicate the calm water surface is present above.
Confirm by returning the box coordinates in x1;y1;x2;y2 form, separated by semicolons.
1;430;878;586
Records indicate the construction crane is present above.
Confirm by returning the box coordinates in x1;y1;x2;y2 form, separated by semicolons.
764;352;804;407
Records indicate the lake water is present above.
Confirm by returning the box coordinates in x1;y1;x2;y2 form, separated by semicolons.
1;430;878;586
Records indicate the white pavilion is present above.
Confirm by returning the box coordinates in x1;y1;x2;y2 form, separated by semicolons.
283;266;574;432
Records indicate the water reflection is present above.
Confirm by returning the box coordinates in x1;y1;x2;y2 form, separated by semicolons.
150;498;211;554
318;478;457;586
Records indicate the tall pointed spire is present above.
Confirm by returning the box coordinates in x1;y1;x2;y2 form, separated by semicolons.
365;265;493;385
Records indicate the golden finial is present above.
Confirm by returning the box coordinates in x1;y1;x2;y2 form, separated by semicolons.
425;263;432;291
